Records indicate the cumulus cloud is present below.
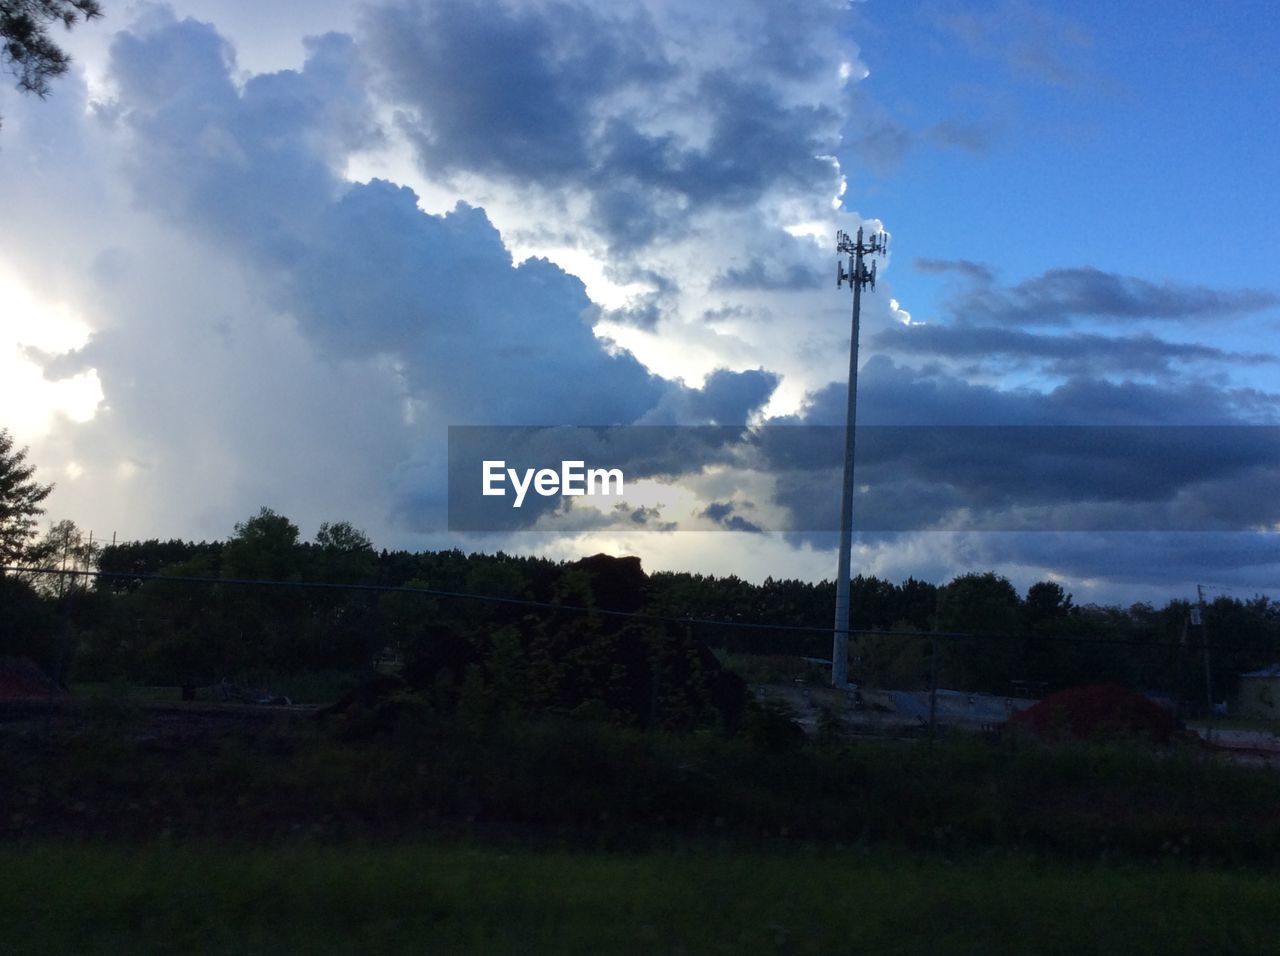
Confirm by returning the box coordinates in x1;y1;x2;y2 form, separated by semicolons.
362;0;670;184
19;7;800;540
362;0;849;250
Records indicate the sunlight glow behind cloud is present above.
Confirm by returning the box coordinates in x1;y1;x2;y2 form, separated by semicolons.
0;266;103;436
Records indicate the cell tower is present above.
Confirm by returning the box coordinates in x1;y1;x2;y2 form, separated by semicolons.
832;226;887;688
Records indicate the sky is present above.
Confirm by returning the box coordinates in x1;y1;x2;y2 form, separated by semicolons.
1;0;1277;606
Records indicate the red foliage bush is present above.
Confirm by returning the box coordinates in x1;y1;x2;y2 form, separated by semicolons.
1011;683;1177;743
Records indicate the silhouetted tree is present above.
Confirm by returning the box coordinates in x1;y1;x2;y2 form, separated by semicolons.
0;428;53;568
23;518;99;593
1025;580;1074;629
310;520;376;584
936;571;1023;692
1;0;101;127
222;508;301;582
2;1;100;93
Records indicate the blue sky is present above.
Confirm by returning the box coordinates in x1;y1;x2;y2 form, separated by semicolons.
0;0;1276;604
856;1;1280;297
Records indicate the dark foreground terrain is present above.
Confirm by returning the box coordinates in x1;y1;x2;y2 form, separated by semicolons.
5;695;1280;953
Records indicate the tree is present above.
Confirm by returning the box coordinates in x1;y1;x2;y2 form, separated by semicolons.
311;520;376;585
936;572;1024;692
937;572;1022;636
2;1;101;99
0;427;53;568
23;517;100;593
222;507;301;582
315;520;373;554
1024;580;1074;629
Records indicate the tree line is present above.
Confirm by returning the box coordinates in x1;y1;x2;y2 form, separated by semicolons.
3;428;1278;712
0;505;1275;707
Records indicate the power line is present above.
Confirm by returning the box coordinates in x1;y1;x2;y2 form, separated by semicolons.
6;565;1277;653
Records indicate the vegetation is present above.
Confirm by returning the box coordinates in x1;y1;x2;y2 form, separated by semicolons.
4;842;1280;955
5;441;1280;951
6;706;1280;864
1;497;1278;709
5;436;1267;708
1;0;101;99
0;427;53;566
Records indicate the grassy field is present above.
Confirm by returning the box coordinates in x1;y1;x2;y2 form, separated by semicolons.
7;691;1280;953
4;842;1280;954
7;706;1280;860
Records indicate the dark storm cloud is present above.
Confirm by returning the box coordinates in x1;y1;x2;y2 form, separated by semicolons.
360;0;669;183
447;400;1280;535
587;73;841;247
650;72;839;206
949;265;1277;327
362;0;844;248
749;358;1280;535
875;324;1276;375
800;356;1280;427
750;423;1280;534
673;368;780;426
446;420;1280;535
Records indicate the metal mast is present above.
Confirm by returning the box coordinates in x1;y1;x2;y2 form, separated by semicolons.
832;226;886;688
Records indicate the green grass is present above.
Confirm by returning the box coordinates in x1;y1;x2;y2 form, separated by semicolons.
1;842;1277;954
8;714;1280;862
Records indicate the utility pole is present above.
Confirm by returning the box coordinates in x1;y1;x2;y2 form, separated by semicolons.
831;226;887;688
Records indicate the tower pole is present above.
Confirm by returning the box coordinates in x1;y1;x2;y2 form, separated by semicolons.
832;226;885;687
